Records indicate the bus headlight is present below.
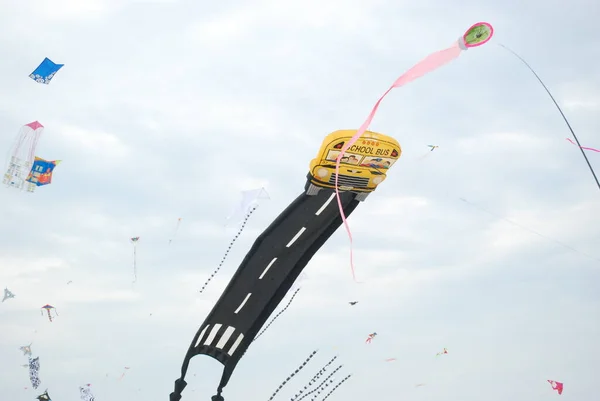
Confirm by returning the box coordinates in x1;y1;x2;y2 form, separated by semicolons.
372;176;384;185
317;168;328;178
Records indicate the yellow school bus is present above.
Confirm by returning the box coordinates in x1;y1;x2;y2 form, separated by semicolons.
306;129;401;201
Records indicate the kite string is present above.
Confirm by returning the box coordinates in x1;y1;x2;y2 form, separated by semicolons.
292;356;338;401
267;350;318;401
319;374;352;401
459;197;600;262
254;288;301;341
334;42;465;282
199;206;256;294
296;365;343;401
498;43;600;192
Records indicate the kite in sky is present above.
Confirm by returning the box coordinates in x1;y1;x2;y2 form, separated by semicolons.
169;218;182;244
548;380;563;395
3;121;44;191
348;301;358;305
36;390;51;400
2;287;15;302
80;384;95;401
29;58;64;84
20;343;32;356
365;332;377;344
41;305;57;322
25;157;61;192
566;138;599;153
427;145;439;151
118;367;130;381
131;237;139;283
29;357;41;389
499;44;600;192
436;348;448;356
332;22;494;279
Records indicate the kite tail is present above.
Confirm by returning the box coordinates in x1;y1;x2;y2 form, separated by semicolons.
253;288;301;342
199;205;256;294
292;356;338;401
296;365;343;401
498;43;600;192
335;42;465;282
267;350;318;401
320;374;352;401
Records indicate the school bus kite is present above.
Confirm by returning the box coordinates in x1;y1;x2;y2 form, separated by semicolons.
305;129;401;201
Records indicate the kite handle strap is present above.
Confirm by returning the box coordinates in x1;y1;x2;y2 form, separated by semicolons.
169;378;187;401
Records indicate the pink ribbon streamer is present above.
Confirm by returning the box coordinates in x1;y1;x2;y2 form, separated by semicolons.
566;137;600;152
334;42;465;282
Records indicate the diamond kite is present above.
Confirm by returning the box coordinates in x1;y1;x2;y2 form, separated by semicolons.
2;287;15;302
20;343;32;356
548;380;563;395
29;58;64;84
37;390;51;401
41;305;58;322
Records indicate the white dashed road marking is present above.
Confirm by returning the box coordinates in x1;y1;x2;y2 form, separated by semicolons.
259;258;277;279
234;293;252;314
315;193;336;216
286;227;306;247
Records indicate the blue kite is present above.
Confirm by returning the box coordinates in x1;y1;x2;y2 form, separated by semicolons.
29;58;64;84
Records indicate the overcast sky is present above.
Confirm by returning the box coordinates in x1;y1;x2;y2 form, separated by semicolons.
1;0;599;400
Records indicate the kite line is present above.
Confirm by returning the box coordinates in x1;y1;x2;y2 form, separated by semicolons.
499;43;600;193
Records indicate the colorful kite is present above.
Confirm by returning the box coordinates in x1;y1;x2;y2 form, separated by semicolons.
36;390;51;400
500;44;600;192
41;305;57;322
3;122;44;191
427;145;439;152
365;332;377;344
548;380;563;395
169;218;182;244
118;367;130;381
2;287;15;302
25;157;61;191
566;138;599;153
29;58;64;84
79;384;95;401
130;237;139;283
29;357;41;389
333;22;494;280
20;343;32;356
436;347;448;356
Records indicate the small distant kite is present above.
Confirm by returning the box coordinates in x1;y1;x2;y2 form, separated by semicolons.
365;332;377;344
37;390;51;400
384;358;396;362
566;138;599;153
415;383;426;387
118;367;130;381
79;383;95;401
25;158;61;190
436;348;448;356
2;287;15;302
41;305;57;322
548;380;563;395
29;58;64;84
427;145;439;152
20;343;32;356
349;301;358;306
130;237;140;283
29;357;41;389
169;218;182;244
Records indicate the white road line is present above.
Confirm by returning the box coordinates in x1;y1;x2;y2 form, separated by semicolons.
194;325;210;347
228;333;244;355
286;227;306;247
216;326;236;349
259;258;277;279
316;193;336;216
234;293;252;314
203;323;222;346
